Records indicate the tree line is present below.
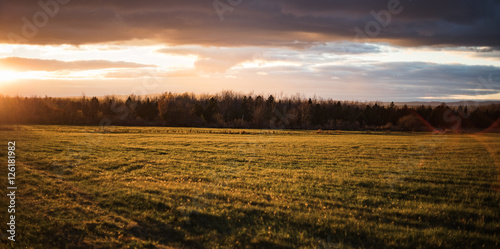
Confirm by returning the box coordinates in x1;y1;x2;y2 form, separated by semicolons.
1;91;499;132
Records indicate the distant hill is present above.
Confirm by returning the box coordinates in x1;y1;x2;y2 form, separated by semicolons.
394;101;500;107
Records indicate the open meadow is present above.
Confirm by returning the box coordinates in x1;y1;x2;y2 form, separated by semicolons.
1;126;499;248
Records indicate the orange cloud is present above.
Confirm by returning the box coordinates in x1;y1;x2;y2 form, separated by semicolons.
0;57;154;72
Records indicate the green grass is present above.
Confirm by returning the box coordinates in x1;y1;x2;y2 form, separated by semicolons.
1;125;499;248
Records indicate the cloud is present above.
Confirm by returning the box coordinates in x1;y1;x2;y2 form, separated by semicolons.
158;42;383;73
309;42;383;54
159;46;260;73
422;92;500;100
0;57;154;71
103;69;199;78
0;0;499;48
311;62;500;99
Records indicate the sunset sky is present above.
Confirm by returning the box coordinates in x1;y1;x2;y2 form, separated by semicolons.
0;0;499;101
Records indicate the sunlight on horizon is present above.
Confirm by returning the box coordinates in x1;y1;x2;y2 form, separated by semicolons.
1;43;499;101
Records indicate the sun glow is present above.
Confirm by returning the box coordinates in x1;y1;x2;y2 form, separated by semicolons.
0;70;23;82
0;70;47;82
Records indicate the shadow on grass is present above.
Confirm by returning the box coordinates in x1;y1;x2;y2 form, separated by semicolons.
127;218;195;248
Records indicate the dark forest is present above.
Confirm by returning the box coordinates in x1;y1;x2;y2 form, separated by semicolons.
1;92;499;132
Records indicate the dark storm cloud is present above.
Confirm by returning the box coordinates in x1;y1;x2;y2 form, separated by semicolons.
0;0;499;48
0;57;153;71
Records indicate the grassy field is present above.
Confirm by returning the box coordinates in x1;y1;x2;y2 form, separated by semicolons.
1;126;499;248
